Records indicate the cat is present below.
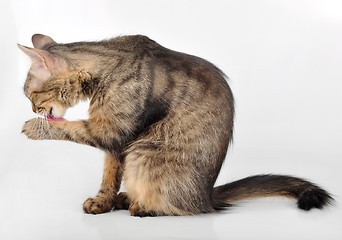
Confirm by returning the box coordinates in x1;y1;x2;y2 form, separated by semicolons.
19;34;332;216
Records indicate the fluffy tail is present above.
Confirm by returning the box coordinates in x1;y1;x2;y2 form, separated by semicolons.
212;174;333;211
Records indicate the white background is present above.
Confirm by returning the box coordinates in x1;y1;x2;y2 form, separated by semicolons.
1;0;341;239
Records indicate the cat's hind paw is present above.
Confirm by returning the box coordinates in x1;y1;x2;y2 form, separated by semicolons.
129;202;159;217
114;192;130;210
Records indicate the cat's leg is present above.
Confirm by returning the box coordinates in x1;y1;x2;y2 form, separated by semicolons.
22;119;130;214
22;119;98;143
124;144;192;217
83;154;123;214
123;119;218;217
22;119;121;155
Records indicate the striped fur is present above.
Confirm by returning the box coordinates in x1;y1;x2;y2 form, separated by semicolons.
20;34;332;216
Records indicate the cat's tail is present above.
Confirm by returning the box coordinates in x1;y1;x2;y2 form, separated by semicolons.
212;174;333;211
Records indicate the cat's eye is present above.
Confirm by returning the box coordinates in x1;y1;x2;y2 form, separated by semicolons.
31;102;45;114
31;103;37;113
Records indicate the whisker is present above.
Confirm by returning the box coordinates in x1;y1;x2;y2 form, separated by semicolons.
38;117;44;138
45;118;53;139
36;117;41;137
29;115;39;136
41;112;53;139
40;117;46;138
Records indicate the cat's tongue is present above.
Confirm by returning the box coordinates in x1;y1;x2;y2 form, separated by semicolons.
46;115;66;122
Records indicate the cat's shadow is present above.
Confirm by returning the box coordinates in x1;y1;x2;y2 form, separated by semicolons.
82;209;218;239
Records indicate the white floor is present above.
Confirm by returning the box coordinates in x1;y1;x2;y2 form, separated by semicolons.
0;137;340;240
1;0;342;239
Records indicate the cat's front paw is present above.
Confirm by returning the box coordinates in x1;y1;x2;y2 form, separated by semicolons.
22;118;53;140
83;196;115;215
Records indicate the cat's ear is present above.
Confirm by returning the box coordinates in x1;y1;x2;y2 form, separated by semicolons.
32;34;57;50
18;44;70;75
18;44;70;92
17;44;52;81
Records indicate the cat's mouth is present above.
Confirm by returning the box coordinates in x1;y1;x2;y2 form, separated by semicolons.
46;107;66;122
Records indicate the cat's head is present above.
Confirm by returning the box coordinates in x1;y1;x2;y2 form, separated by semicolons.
18;34;81;119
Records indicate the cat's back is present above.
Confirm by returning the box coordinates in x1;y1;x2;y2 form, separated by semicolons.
114;35;234;106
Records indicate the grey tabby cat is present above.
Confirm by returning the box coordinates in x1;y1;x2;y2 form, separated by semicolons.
19;34;332;216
